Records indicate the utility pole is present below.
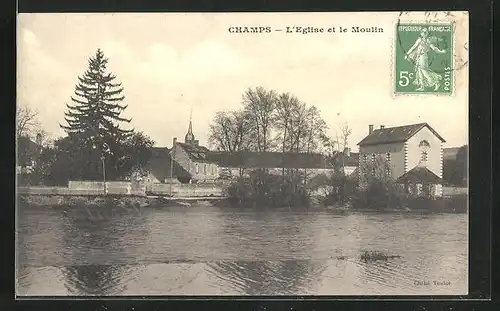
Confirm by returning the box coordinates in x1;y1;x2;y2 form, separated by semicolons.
101;141;109;196
169;151;173;197
170;144;176;197
101;154;107;195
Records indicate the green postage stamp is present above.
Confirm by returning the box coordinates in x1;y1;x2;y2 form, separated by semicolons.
395;23;454;95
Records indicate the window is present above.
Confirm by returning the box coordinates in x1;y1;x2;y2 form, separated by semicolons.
204;164;207;174
371;154;376;162
419;140;430;148
386;152;391;162
420;151;428;162
363;154;367;161
195;163;199;174
385;167;391;176
371;168;376;176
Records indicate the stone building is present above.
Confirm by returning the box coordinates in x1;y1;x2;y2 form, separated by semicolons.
169;117;219;183
357;123;445;197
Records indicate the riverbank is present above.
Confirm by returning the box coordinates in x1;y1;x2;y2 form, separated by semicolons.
17;193;228;209
17;193;467;213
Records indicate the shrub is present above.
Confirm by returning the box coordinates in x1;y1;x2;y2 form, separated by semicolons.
225;169;310;208
352;177;406;210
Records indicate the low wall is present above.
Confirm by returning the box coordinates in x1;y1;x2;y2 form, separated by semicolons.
18;186;104;196
150;183;223;197
18;182;223;198
68;180;145;196
442;186;468;197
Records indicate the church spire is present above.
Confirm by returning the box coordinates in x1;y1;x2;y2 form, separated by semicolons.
184;104;197;145
187;106;193;134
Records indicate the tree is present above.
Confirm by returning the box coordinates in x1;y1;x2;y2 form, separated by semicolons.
113;131;155;180
59;49;134;178
443;145;468;186
17;105;41;139
338;122;352;152
61;49;132;148
242;87;277;152
208;110;251;152
44;49;153;184
46;131;155;185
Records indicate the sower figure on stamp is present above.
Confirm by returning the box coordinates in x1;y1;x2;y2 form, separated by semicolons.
404;28;447;91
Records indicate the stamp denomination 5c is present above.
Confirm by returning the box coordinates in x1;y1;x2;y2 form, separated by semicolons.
395;23;454;95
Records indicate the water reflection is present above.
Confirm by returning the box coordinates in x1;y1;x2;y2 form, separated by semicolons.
59;205;149;295
16;204;468;296
206;260;327;295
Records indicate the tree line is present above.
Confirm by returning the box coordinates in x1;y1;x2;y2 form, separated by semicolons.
208;86;335;155
208;87;354;208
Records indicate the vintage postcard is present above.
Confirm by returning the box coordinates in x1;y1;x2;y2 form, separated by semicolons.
16;12;469;296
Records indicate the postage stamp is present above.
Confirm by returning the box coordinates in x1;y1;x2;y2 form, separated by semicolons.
394;23;454;95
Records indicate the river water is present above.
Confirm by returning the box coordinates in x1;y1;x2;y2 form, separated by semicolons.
16;204;468;296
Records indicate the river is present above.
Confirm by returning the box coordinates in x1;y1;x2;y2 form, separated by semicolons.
16;203;468;296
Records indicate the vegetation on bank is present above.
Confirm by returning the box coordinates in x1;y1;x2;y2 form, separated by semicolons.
224;170;467;212
225;170;310;209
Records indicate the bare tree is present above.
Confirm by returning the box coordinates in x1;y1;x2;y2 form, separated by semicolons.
339;122;352;152
304;106;328;154
242;87;277;152
274;92;298;154
302;106;328;184
208;110;251;152
17;105;41;139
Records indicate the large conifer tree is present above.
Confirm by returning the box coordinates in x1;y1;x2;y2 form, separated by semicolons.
61;49;132;144
59;49;139;180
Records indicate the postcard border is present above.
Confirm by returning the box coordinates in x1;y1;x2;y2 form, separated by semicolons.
9;1;493;311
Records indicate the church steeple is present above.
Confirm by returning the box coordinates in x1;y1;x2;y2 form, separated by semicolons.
184;105;198;146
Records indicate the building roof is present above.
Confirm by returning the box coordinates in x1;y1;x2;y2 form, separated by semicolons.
330;151;359;167
208;151;334;169
175;142;214;163
443;147;461;160
357;123;446;146
396;166;442;184
147;147;191;181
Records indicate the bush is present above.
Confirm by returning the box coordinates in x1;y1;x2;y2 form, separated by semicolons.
313;173;357;207
225;169;310;208
352;177;406;210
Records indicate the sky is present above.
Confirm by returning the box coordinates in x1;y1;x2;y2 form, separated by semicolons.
17;12;469;151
